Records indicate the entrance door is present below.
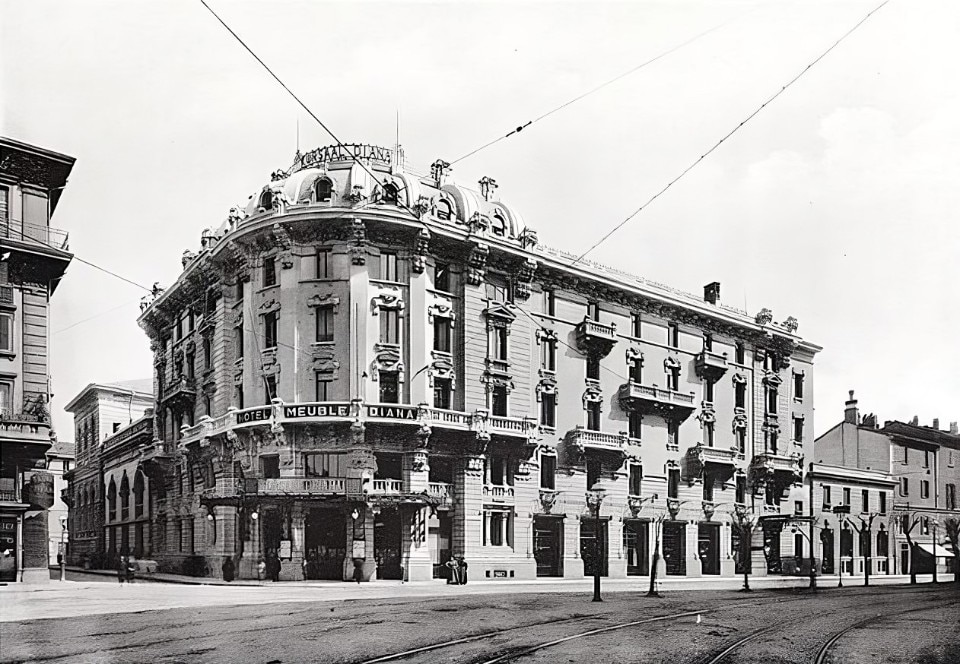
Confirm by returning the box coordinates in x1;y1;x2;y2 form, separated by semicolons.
580;519;608;577
534;516;563;577
663;522;686;576
0;517;17;582
624;520;649;576
820;529;835;575
698;523;720;575
374;511;402;580
305;508;346;580
763;522;782;574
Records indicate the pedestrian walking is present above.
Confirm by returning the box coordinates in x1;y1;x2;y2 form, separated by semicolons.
117;555;127;585
352;557;364;584
126;555;137;584
222;556;235;582
268;551;281;582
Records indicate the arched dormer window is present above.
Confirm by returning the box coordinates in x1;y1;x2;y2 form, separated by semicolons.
491;213;507;237
107;478;117;522
120;474;130;521
315;177;333;203
259;190;274;210
436;198;454;221
382;183;399;205
134;471;145;518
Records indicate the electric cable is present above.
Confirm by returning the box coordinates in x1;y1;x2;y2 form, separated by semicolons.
572;0;890;266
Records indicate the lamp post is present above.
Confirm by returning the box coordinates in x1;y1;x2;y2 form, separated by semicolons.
59;515;67;582
585;489;605;602
932;519;938;585
789;522;817;592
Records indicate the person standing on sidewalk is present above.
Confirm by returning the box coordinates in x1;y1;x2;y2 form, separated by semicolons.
257;558;266;582
117;555;127;585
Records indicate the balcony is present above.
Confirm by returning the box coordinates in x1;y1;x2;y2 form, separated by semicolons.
752;452;801;474
1;220;70;251
0;411;52;445
483;484;515;505
161;376;196;405
695;351;729;381
370;479;404;495
575;317;618;358
428;482;454;506
618;381;696;421
565;426;628;454
248;477;361;496
684;443;738;482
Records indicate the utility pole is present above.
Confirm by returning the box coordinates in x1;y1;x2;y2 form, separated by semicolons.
586;489;605;602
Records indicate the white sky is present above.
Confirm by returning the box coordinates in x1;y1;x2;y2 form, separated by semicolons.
2;0;958;440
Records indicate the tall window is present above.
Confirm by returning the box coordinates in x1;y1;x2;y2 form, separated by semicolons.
824;485;833;506
736;475;746;504
380;372;400;403
793;417;804;443
735;342;745;364
766;385;778;414
491;385;508;416
703;334;713;351
879;491;887;514
235;326;244;359
735;382;746;409
945;484;957;510
433;378;452;410
202;336;212;371
842;487;851;505
667;366;680;391
586;458;602;489
541;337;557;371
107;480;117;522
543;290;556;316
668;323;679;348
490;326;508;361
861;490;869;513
263;256;277;287
489;512;504;546
379;252;398;282
703;475;715;501
736;428;746;454
316;307;334;342
380;309;401;345
186;351;195;380
586;401;601;431
629;464;642;496
631;313;642;338
902;446;909;464
120;475;130;521
315;248;331;278
263;311;278;349
923;450;930;468
587;302;600;321
668;420;679;447
315;375;329;402
264;375;277;404
900;478;909;496
793;372;804;400
668;468;680;499
434;262;451;292
704;379;715;403
261;455;280;478
921;480;930;499
629;356;642;383
540;392;556;428
540;454;556;490
704;421;715;447
628;411;642;439
315;178;333;202
0;380;12;419
433;318;452;353
586;357;600;380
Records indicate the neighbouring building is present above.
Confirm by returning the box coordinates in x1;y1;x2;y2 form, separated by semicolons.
45;440;75;564
815;392;959;577
0;137;75;583
62;379;153;567
136;143;820;581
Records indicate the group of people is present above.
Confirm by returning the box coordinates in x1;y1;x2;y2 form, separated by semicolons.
445;555;468;585
257;549;282;582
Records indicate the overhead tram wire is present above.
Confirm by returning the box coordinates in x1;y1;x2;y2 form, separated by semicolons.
448;11;748;167
572;0;890;266
198;0;422;221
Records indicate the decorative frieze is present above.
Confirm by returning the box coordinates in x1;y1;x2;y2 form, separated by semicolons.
306;293;340;314
514;258;538;300
412;228;431;273
466;243;489;286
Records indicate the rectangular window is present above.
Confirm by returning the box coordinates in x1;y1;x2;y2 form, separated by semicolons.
23;191;49;225
949;451;954;467
0;186;7;223
316;248;331;279
629;464;643;496
923;450;930;468
315;375;329;402
667;368;680;391
900;477;909;496
794;532;804;559
842;487;851;505
543;290;556;316
541;454;556;490
433;262;451;292
264;375;276;404
587;302;600;321
628;411;642;439
263;311;278;349
489;326;508;361
541;338;557;372
235;325;244;359
235;384;244;409
902;446;909;464
629;356;642;383
668;323;679;348
703;334;713;351
586;402;601;431
491;385;508;416
703;475;715;501
793;372;804;400
316;307;334;342
878;491;887;514
380;372;400;404
631;313;642;338
794;500;803;516
736;428;746;454
236;278;244;301
489;513;504;546
735;342;745;364
668;468;680;499
705;421;715;447
736;475;746;504
485;279;510;303
586;357;600;380
668;421;679;447
0;380;13;418
304;453;344;478
586;458;601;490
379;252;398;282
433;378;452;410
861;490;869;513
202;336;212;371
0;312;13;353
793;417;804;443
735;382;746;409
766;386;778;414
380;309;401;345
945;484;956;510
704;380;715;403
823;485;832;507
921;480;930;499
261;455;280;479
263;256;277;287
433;318;452;353
540;392;556;428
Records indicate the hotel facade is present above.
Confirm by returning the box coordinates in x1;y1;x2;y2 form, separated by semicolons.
136;144;820;581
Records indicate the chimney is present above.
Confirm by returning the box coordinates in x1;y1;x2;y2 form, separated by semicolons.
932;418;939;430
862;413;877;428
911;415;919;426
844;390;859;425
704;282;721;306
950;422;958;435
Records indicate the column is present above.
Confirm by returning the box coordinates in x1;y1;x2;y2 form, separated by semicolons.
686;521;702;578
287;503;305;581
454;455;484;561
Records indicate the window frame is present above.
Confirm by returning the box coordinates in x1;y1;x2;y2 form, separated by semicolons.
263;256;277;288
315;306;334;343
315;248;332;279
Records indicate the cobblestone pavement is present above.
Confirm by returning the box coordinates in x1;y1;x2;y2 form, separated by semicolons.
1;581;956;663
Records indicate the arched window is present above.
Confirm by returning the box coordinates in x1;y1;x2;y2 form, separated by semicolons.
491;213;506;237
120;474;130;521
382;183;399;205
134;471;145;518
315;177;333;203
436;199;454;221
107;479;117;523
259;190;274;210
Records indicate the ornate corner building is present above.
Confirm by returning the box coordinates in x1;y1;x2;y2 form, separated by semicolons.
135;144;820;581
0;137;74;582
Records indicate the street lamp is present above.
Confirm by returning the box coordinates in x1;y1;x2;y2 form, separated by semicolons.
585;489;606;602
59;515;67;582
789;523;817;592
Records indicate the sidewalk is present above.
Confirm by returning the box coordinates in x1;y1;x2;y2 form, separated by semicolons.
1;568;938;623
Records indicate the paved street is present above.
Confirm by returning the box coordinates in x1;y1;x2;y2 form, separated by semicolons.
1;580;957;663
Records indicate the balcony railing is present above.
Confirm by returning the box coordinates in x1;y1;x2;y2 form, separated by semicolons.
695;351;729;380
618;381;696;420
751;452;802;476
250;477;361;495
485;357;511;377
566;427;628;453
1;220;70;251
428;408;471;428
574;317;618;358
692;443;737;465
161;376;197;403
371;479;404;494
483;484;515;504
428;482;454;504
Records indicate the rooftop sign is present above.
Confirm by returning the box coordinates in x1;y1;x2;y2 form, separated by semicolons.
298;144;393;170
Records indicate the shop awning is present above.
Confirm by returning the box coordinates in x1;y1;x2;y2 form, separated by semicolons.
917;543;955;558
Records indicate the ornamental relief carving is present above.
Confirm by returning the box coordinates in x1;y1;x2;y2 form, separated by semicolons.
371;343;404;382
258;298;281;314
732;372;747;385
535;375;558;402
582;380;603;407
514;258;538;301
371;291;405;315
664;356;682;371
307;293;340;313
427;355;455;389
465;243;489;286
427;302;456;325
412;228;431;274
536;327;558;345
